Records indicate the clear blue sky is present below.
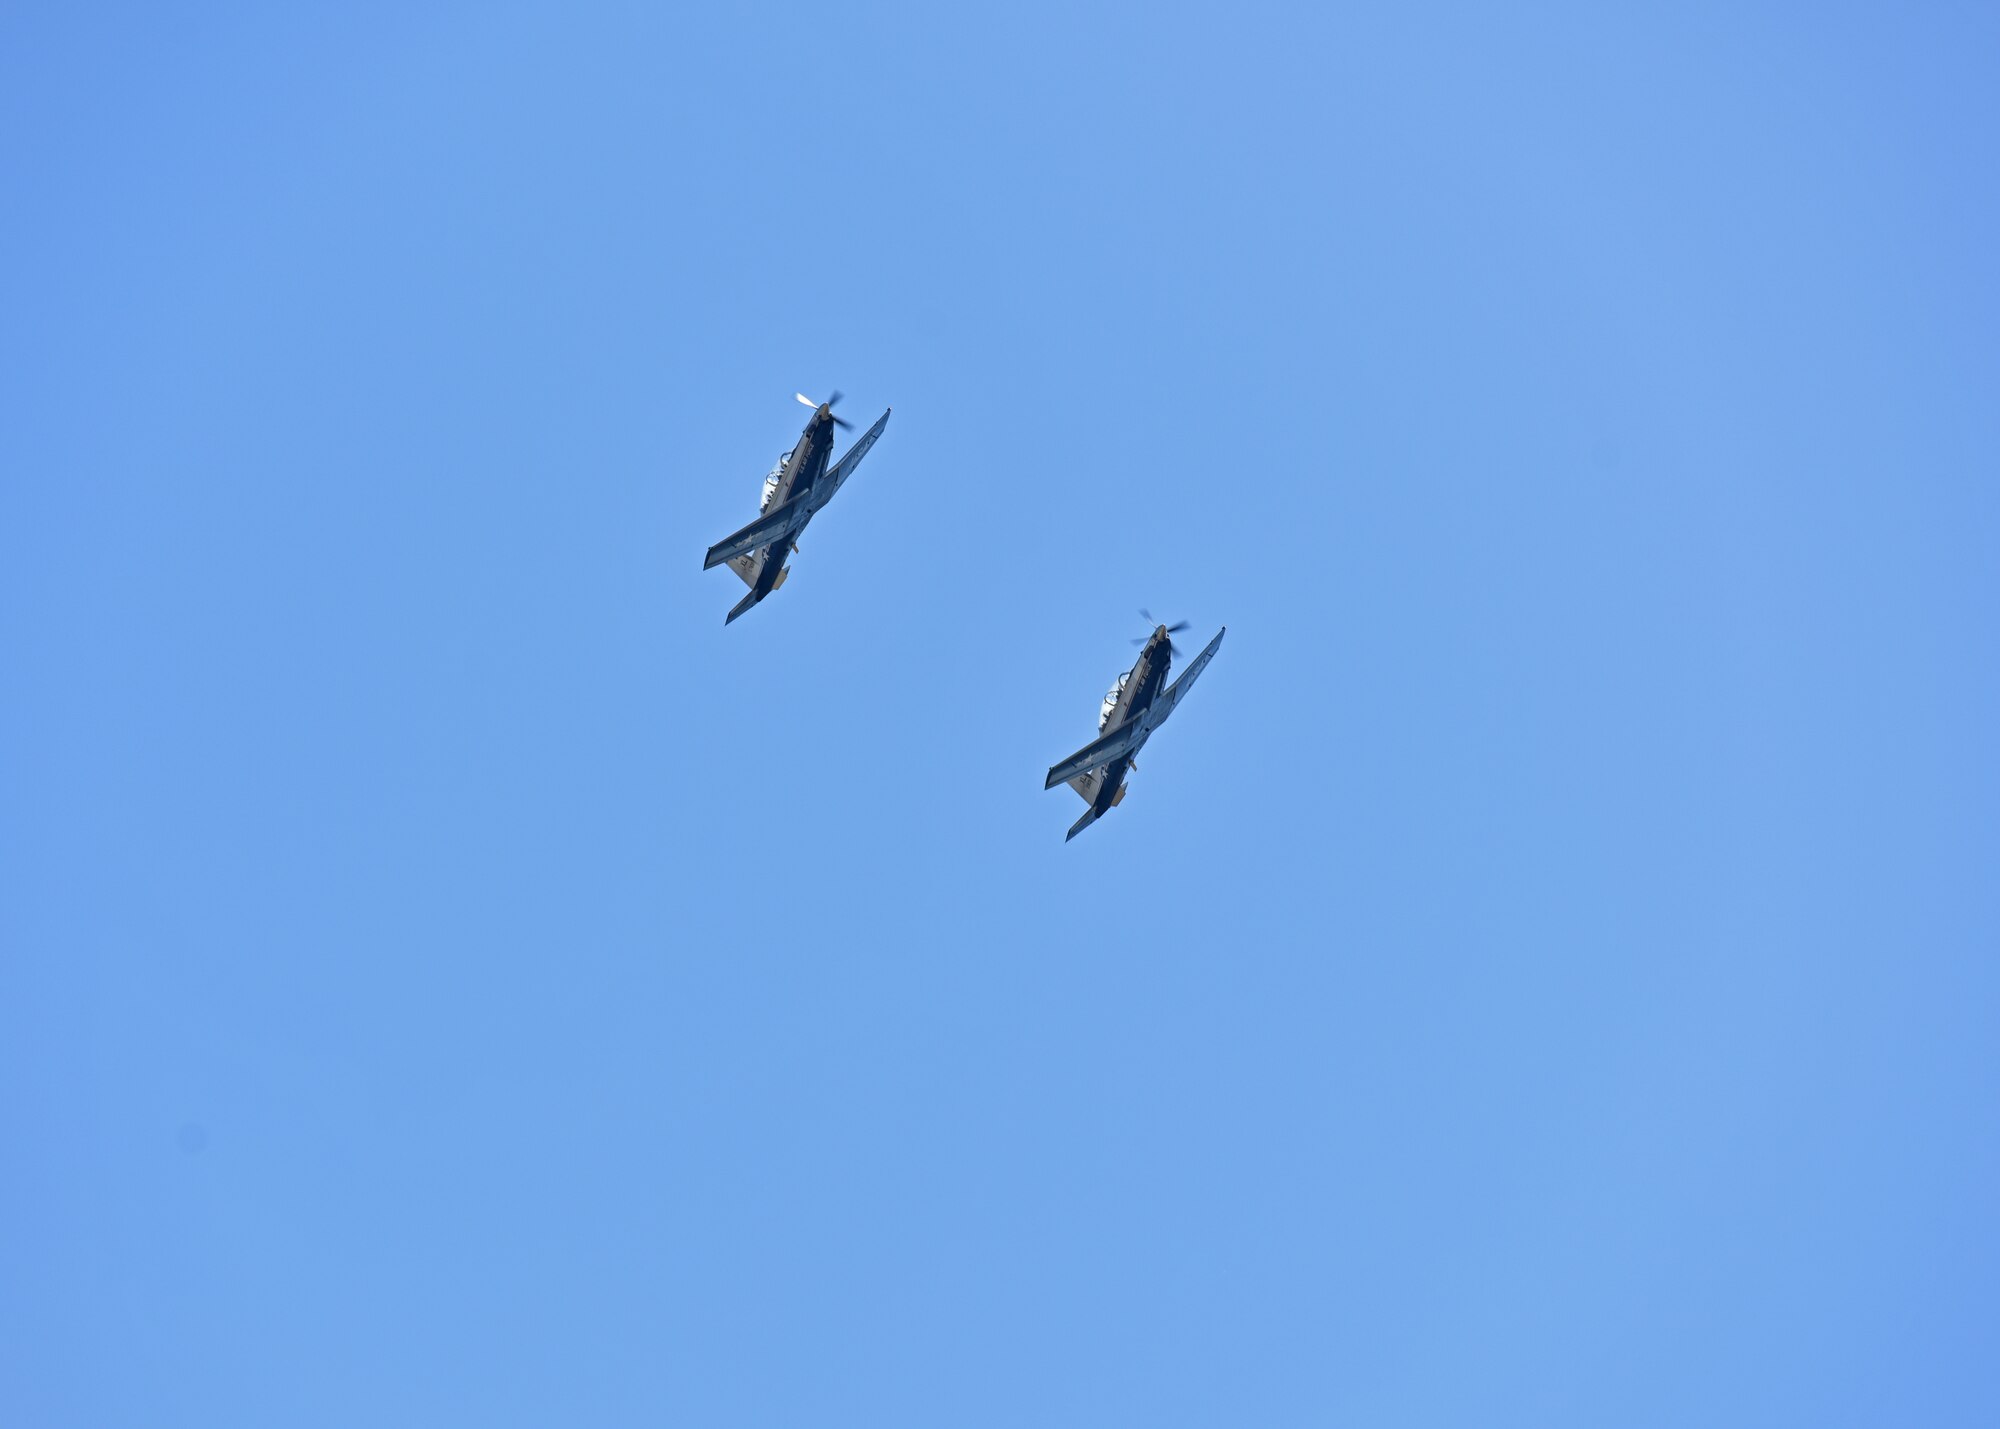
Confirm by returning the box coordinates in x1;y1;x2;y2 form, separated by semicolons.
4;3;1997;1424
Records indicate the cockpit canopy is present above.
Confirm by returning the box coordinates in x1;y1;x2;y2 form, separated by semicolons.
758;452;790;513
1099;672;1130;730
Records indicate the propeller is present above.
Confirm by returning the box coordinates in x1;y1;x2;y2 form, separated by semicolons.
1133;609;1192;659
796;390;853;429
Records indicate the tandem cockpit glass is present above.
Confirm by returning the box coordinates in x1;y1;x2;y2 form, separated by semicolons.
759;452;789;513
1100;672;1130;730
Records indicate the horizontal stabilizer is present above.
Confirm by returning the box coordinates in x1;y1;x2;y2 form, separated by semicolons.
724;588;763;625
1066;805;1106;841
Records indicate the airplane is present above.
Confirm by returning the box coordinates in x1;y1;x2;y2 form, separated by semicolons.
1043;615;1225;841
703;392;890;624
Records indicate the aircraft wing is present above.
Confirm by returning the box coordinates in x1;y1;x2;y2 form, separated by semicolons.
1144;626;1225;733
809;408;890;513
703;491;811;570
1044;718;1149;791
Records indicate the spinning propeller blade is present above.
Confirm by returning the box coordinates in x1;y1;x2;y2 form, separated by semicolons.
796;390;853;429
1134;610;1192;659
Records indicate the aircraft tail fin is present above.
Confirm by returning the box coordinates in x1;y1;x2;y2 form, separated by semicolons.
725;552;761;589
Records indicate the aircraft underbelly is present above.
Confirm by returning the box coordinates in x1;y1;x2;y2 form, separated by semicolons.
1093;756;1131;815
752;534;793;597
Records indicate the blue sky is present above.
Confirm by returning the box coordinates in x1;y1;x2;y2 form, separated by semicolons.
3;3;1997;1424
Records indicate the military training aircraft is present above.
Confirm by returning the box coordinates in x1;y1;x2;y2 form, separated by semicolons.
703;392;890;624
1043;615;1225;841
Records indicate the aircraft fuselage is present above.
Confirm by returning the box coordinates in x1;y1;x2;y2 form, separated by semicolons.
1089;628;1175;816
748;409;837;602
